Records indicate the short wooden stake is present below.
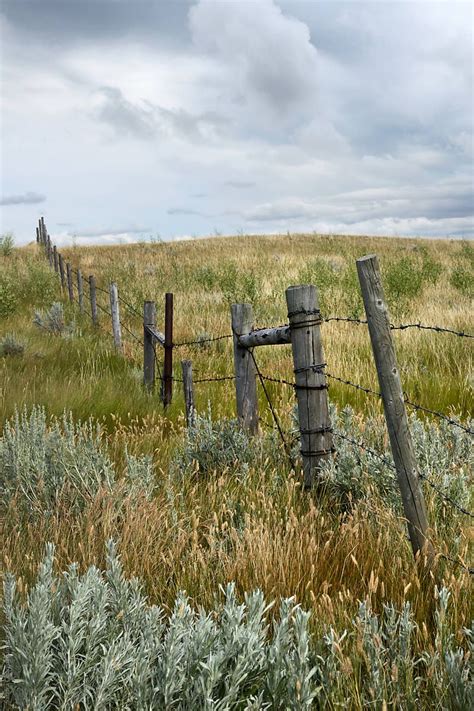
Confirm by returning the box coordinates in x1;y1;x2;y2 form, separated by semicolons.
162;292;174;406
286;285;332;488
231;303;258;434
109;282;122;352
356;254;433;562
77;269;84;313
143;300;156;391
53;245;59;273
59;254;66;290
89;275;98;326
181;360;195;427
66;263;74;303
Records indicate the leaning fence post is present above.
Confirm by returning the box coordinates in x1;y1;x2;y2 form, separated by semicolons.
356;255;433;563
77;269;84;313
162;292;174;406
143;300;156;391
231;303;259;434
66;263;74;303
286;285;333;488
89;275;98;326
109;282;122;352
181;359;195;427
52;245;59;273
59;254;66;290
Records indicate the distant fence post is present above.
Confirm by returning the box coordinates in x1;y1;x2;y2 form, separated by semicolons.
286;285;333;488
143;300;156;391
66;263;74;303
77;269;84;313
59;254;66;290
162;292;174;406
109;282;122;352
36;227;40;244
89;275;98;326
39;217;46;245
47;235;53;267
231;303;259;434
53;245;59;273
356;255;433;563
181;359;195;427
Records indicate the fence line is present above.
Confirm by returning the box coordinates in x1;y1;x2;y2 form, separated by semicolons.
34;217;473;574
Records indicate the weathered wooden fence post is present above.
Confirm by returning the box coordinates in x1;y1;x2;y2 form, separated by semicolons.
162;292;174;406
109;282;122;352
356;255;433;563
47;235;53;267
231;303;258;434
36;227;40;244
89;275;98;326
59;254;66;290
181;359;195;427
77;269;84;313
53;245;59;273
143;300;156;391
66;263;74;303
286;285;333;488
40;217;46;245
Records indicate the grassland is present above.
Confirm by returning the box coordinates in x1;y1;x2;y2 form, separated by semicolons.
0;231;473;707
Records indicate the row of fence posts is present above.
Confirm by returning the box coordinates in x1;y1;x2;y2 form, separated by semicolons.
36;217;432;565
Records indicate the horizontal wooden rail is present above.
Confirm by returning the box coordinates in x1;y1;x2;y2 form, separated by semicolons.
145;324;166;347
238;325;291;348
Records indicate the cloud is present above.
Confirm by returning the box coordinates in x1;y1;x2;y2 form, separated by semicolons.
0;191;46;206
189;0;318;114
224;181;256;189
69;225;151;238
94;86;157;139
167;207;207;216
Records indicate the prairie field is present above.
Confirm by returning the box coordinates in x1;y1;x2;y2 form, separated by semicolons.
0;231;473;708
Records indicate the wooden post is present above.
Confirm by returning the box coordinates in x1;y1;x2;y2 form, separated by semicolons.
286;285;333;488
162;292;173;406
39;217;46;245
181;360;195;427
231;303;258;434
47;235;53;267
109;282;122;352
356;255;433;562
36;227;40;244
53;245;59;273
77;269;84;313
143;300;156;391
66;263;74;303
59;254;66;290
89;275;98;326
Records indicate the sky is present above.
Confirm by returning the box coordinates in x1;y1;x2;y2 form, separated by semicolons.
0;0;473;246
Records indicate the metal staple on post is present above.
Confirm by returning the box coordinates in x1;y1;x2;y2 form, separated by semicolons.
286;285;333;489
143;300;156;391
356;254;434;564
231;303;259;434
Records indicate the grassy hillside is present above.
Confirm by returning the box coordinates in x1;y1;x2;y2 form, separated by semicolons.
1;232;473;707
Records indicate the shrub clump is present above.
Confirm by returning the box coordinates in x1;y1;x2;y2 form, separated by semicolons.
1;543;472;709
0;407;155;514
0;333;25;357
33;302;73;335
0;231;15;256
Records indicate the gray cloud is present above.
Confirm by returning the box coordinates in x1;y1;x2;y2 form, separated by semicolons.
167;207;207;217
69;225;151;238
224;181;256;189
94;86;157;139
0;192;46;206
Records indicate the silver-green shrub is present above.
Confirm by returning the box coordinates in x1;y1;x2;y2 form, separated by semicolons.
0;333;25;357
0;407;154;514
33;302;73;335
2;543;472;709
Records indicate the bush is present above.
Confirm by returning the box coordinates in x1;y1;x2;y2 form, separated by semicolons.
2;543;472;708
450;266;474;297
33;302;72;335
0;273;18;319
0;333;25;357
0;232;14;256
173;409;279;478
0;407;155;514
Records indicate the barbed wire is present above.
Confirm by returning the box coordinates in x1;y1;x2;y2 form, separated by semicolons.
174;333;233;348
117;294;142;319
390;322;473;339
